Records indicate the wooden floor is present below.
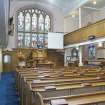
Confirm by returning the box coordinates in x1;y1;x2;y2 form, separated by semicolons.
15;67;105;105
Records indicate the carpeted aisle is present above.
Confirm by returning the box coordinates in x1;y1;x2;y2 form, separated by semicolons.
0;72;20;105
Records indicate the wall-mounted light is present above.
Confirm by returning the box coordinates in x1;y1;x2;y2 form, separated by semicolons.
76;46;79;50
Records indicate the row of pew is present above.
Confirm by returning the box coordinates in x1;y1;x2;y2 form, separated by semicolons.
15;67;105;105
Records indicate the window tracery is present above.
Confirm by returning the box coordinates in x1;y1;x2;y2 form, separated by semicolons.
17;8;51;48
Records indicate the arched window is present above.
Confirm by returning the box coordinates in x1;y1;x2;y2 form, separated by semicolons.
88;44;96;59
3;54;11;64
17;8;51;48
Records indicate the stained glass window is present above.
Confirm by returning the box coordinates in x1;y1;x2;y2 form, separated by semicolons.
25;33;30;47
25;13;31;32
18;33;24;47
38;14;44;32
37;34;44;48
45;15;50;32
32;13;37;32
88;44;96;59
18;12;24;31
17;8;51;48
32;34;37;48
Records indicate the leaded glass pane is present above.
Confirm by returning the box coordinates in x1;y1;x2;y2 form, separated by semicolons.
18;33;24;47
32;9;34;13
44;35;48;48
32;34;37;48
38;14;44;32
18;12;24;31
38;10;41;14
35;9;38;13
25;13;31;32
88;44;96;59
29;10;31;13
32;13;37;32
17;8;51;48
45;15;50;32
37;34;44;48
24;33;30;47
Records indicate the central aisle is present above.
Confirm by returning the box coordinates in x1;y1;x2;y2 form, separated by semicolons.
0;72;20;105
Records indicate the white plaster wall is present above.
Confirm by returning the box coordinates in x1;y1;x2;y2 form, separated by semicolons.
64;8;94;33
64;16;79;33
81;7;105;27
64;7;105;33
81;8;95;27
7;1;64;48
93;8;105;22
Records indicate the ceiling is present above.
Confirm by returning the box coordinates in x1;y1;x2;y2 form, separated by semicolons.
10;0;105;15
10;0;88;15
83;0;105;10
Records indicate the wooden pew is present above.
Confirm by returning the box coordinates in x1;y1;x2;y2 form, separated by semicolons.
23;78;105;105
44;91;105;105
15;67;105;105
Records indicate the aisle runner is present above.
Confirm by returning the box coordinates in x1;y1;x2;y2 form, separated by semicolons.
0;72;20;105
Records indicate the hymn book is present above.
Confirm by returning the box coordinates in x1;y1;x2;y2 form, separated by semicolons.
50;99;68;105
32;79;41;83
45;85;56;90
81;82;92;87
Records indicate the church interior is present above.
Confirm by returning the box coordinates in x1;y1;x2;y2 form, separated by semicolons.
1;0;105;105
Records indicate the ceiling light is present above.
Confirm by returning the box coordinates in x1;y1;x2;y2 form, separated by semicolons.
93;0;96;5
48;0;54;3
71;14;75;18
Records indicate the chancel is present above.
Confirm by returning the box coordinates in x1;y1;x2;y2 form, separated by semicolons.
1;0;105;105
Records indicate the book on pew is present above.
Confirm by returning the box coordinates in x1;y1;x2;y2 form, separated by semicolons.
81;83;92;87
39;75;51;79
50;99;68;105
38;75;45;78
96;76;101;79
32;79;41;83
45;85;56;90
100;72;105;75
44;74;51;78
96;76;105;79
